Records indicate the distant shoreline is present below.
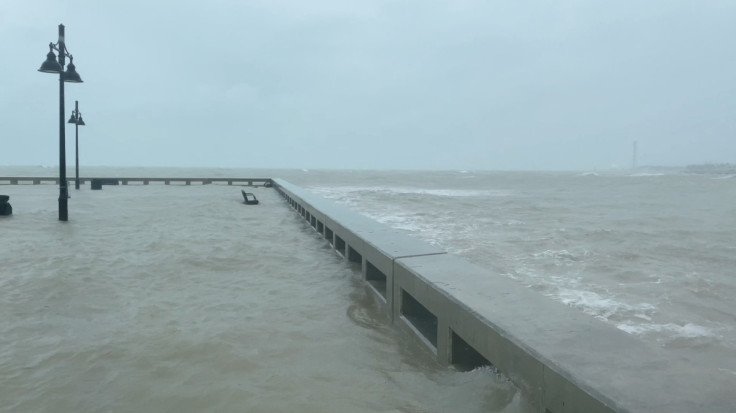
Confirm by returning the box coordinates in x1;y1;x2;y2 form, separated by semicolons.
684;163;736;174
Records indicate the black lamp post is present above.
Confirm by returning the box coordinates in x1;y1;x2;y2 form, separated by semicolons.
68;101;85;190
38;24;83;221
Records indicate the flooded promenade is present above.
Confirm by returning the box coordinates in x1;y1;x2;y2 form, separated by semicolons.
0;183;527;413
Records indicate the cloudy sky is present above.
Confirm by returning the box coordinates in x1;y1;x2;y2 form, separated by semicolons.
1;0;734;170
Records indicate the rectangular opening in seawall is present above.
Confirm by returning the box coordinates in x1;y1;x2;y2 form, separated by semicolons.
451;330;492;372
348;246;362;273
325;226;334;245
348;246;362;265
365;260;387;299
317;220;324;234
401;289;438;348
335;235;346;256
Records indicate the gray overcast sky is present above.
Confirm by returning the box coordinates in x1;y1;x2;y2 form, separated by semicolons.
1;0;734;170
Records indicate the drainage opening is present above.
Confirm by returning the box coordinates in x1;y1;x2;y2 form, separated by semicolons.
366;261;387;299
325;227;334;245
317;221;324;233
310;216;317;229
451;331;492;372
401;290;438;348
335;235;346;256
348;246;362;265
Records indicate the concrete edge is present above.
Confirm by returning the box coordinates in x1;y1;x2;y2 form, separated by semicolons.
271;178;736;413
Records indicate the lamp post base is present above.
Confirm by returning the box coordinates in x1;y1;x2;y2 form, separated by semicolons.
59;193;68;221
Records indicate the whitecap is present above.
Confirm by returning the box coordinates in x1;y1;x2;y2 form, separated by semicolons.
628;173;665;177
308;185;508;198
551;288;656;321
616;322;716;338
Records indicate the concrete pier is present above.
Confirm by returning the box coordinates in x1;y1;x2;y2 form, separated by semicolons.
272;178;735;413
0;177;272;186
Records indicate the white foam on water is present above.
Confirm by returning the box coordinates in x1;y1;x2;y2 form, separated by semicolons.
719;368;736;376
550;287;657;321
309;185;509;198
533;249;590;263
617;322;717;339
368;212;427;234
628;172;666;177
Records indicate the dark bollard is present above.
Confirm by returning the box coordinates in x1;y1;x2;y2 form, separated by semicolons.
0;195;12;216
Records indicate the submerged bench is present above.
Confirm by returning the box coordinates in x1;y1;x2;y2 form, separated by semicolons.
241;190;259;205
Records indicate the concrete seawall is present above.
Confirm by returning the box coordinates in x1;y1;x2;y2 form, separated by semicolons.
273;178;735;413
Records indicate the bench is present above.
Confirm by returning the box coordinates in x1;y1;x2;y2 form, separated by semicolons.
241;190;259;205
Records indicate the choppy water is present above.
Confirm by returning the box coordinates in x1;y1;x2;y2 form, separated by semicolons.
290;168;736;374
2;165;736;411
0;169;530;413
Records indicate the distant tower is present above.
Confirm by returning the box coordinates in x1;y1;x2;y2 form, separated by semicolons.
632;141;638;169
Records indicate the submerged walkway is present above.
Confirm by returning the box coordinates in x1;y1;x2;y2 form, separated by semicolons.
0;183;525;413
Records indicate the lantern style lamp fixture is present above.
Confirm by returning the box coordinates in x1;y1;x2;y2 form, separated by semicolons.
38;24;83;221
68;100;86;190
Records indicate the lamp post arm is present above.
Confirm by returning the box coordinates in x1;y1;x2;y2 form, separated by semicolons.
47;25;76;67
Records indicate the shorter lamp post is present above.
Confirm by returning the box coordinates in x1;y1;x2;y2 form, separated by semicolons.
68;100;85;190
